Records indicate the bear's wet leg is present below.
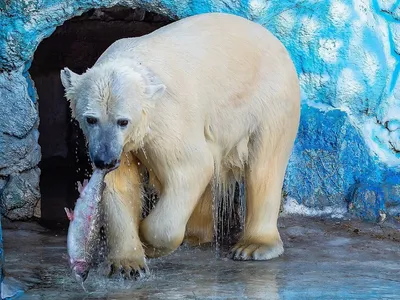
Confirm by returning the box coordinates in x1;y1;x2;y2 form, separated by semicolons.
230;132;290;261
102;152;148;279
140;151;214;258
185;184;213;246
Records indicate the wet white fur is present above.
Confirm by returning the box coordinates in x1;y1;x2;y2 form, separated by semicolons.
61;12;300;269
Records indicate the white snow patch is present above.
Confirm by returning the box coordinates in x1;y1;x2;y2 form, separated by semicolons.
381;95;400;122
352;0;372;23
376;0;397;11
375;19;395;70
391;23;400;55
362;52;379;85
348;22;392;86
358;117;400;168
335;68;364;107
299;17;320;45
394;6;400;20
349;20;364;53
394;80;400;99
275;10;296;37
387;120;400;131
329;0;351;27
318;39;343;63
305;100;337;112
389;130;400;151
282;197;347;218
249;0;270;14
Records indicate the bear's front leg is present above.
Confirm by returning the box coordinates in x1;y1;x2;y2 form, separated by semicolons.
139;152;214;258
102;153;148;279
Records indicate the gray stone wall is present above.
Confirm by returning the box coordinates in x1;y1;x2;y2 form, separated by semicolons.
0;71;41;220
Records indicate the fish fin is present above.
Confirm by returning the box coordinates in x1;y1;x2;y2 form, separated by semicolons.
77;181;85;194
64;207;74;221
77;179;89;195
82;179;89;189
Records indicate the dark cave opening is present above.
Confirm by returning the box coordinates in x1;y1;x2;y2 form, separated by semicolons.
29;6;175;229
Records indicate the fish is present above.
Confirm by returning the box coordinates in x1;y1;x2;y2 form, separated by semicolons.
64;168;108;284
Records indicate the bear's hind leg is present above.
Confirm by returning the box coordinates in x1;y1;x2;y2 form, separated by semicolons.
185;184;213;246
102;152;148;278
230;132;292;261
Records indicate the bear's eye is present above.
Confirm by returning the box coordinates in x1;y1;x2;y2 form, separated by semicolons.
86;117;98;125
117;119;129;127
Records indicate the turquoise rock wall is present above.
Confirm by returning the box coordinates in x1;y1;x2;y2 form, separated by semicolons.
0;0;399;222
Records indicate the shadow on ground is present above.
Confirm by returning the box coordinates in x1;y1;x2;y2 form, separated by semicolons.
3;216;400;299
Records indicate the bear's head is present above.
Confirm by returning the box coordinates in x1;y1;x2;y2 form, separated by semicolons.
60;60;166;170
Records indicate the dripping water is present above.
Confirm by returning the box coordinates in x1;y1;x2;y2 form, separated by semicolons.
211;172;246;257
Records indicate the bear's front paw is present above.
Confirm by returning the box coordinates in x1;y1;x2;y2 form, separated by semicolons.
229;239;284;261
107;257;150;280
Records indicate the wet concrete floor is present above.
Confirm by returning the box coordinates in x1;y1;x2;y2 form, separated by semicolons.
3;216;400;299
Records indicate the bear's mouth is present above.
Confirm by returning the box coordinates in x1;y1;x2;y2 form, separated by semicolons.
109;159;121;171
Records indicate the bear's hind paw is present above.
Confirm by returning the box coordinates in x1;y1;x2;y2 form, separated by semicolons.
229;240;284;261
107;258;150;280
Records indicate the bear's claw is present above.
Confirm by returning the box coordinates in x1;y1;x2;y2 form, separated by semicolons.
107;259;150;280
229;240;284;261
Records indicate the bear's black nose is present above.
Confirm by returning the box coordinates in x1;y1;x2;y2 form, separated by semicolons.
93;158;119;170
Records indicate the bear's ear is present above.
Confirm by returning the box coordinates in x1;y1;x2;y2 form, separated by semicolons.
144;83;166;100
60;67;80;93
60;67;81;119
140;66;166;100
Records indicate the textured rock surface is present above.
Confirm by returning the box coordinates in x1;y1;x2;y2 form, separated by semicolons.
283;106;380;211
0;168;40;220
0;129;41;176
0;215;3;285
266;0;400;221
0;0;399;221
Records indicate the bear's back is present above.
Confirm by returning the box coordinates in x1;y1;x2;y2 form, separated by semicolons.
95;12;295;99
98;13;283;60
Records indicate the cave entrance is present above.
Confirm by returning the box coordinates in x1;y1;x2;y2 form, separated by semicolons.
29;6;174;229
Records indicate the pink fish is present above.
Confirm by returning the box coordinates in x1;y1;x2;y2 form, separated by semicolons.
64;168;108;283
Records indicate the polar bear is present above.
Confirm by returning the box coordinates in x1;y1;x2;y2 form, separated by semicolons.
60;12;300;277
